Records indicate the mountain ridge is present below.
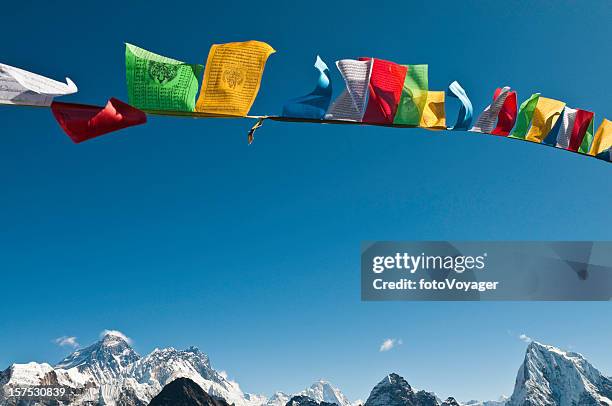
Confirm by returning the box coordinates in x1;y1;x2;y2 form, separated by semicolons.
1;333;611;406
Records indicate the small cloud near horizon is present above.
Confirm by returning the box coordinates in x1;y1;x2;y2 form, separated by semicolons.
101;330;133;344
53;336;80;348
519;333;533;343
379;338;402;352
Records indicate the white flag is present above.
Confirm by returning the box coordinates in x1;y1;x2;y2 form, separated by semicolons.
325;59;372;121
470;86;511;133
555;107;577;149
0;63;77;106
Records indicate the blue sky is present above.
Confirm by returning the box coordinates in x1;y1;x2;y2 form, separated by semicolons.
1;0;612;402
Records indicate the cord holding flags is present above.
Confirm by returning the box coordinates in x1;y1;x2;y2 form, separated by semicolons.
0;40;611;163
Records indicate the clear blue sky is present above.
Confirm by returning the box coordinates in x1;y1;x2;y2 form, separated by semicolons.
1;0;611;402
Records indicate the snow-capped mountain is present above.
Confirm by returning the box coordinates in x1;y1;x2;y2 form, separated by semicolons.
297;380;352;406
261;381;353;406
363;373;438;406
0;332;263;406
264;391;292;406
55;332;140;383
506;341;612;406
463;397;508;406
286;395;337;406
2;335;611;406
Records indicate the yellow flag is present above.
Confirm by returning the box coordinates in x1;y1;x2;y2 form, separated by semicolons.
589;119;612;156
525;97;565;143
418;91;446;129
195;41;275;116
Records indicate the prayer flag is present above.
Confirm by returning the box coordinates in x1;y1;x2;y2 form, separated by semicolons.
393;64;428;125
570;109;594;153
553;107;577;149
360;58;407;124
125;43;204;112
325;59;372;121
578;118;595;155
446;81;473;131
51;98;146;143
470;87;512;134
196;41;275;116
590;119;612;161
525;97;565;143
511;93;540;139
418;91;446;129
491;88;517;136
282;56;332;119
0;63;77;106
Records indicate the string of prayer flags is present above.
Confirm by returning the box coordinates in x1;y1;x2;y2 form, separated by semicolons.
394;64;429;126
446;81;473;131
360;58;407;124
51;98;146;143
590;119;612;161
324;59;372;121
125;44;203;113
1;39;611;164
196;41;275;116
418;91;446;129
282;56;332;119
491;87;517;136
0;63;77;106
470;86;513;134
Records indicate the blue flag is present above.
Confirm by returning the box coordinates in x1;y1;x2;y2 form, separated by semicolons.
282;56;332;119
446;81;473;130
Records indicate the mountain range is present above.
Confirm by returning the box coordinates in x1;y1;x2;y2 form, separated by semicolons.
0;332;610;405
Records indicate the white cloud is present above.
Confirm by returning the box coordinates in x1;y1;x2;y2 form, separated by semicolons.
219;370;229;379
53;336;80;348
519;334;533;343
379;338;403;352
100;330;133;344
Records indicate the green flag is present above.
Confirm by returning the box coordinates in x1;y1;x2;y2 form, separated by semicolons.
510;93;540;139
578;118;595;154
125;43;204;112
393;64;428;125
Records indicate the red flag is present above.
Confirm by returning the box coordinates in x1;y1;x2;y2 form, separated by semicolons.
51;98;147;143
360;58;407;124
491;87;517;136
568;109;594;151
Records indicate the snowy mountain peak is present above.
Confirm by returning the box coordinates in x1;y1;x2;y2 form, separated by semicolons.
364;373;438;406
298;380;351;406
507;342;612;406
54;332;140;382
